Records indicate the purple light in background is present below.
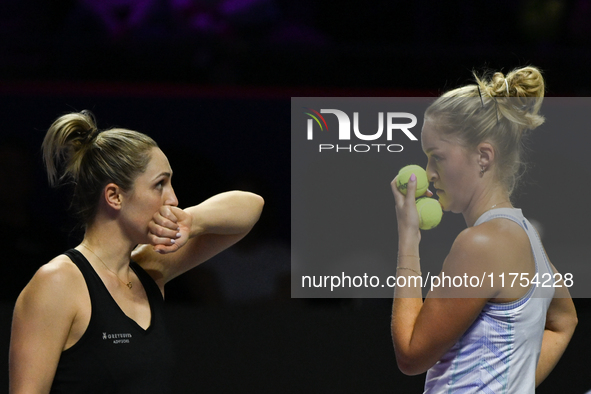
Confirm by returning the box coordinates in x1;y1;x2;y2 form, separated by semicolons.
220;0;266;15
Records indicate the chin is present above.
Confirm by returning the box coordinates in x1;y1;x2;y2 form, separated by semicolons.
437;197;448;212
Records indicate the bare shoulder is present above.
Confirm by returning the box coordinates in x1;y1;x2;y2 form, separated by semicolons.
450;219;527;262
447;224;502;264
30;254;83;291
442;218;534;300
16;254;84;314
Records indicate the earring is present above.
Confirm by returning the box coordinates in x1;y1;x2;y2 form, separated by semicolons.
480;166;486;176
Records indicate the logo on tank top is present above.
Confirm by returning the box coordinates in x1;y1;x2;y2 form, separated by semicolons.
103;332;133;344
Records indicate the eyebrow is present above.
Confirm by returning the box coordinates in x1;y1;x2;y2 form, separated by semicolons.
153;171;172;181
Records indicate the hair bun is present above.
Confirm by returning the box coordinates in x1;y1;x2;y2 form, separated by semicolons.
505;66;545;98
42;110;100;186
477;66;545;100
500;66;545;131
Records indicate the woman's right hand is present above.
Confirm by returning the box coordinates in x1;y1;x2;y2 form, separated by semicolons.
390;173;432;243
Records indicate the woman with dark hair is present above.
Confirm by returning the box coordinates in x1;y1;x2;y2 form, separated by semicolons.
390;66;577;392
9;111;264;393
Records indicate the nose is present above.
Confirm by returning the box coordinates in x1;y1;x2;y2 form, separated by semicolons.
165;185;179;207
426;158;438;183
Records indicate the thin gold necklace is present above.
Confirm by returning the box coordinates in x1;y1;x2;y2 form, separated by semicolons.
80;243;133;289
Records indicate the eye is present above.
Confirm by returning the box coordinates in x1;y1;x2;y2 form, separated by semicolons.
155;180;164;189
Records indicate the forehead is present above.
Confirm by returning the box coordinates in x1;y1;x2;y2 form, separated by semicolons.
421;118;447;152
143;148;172;176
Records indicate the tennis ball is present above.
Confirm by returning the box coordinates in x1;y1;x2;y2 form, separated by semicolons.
416;197;443;230
396;165;428;197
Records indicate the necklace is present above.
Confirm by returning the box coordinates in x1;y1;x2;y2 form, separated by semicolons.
80;244;133;289
489;201;510;210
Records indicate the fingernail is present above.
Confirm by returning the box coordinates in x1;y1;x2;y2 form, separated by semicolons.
176;233;181;238
170;239;175;244
177;227;180;231
410;173;416;181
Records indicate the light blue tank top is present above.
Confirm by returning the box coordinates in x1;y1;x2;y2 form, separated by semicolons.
424;208;554;394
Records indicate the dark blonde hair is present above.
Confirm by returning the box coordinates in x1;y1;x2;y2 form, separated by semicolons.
42;111;158;227
425;66;545;195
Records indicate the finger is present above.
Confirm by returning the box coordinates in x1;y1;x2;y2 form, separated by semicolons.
148;221;181;239
159;205;179;224
169;205;184;217
148;234;177;246
425;189;434;198
391;176;406;204
406;173;418;203
153;211;180;231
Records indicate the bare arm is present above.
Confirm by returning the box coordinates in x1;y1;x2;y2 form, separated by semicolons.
390;175;497;375
391;232;493;375
9;258;81;394
535;265;577;387
134;190;264;287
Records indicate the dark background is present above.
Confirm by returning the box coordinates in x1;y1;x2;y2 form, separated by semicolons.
1;0;591;392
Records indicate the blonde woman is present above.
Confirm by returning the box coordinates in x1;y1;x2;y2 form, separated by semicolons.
391;67;577;393
9;111;264;393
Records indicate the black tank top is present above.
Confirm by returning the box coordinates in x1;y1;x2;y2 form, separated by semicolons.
50;249;174;394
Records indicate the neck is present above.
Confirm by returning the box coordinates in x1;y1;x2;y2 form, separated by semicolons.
77;215;137;274
462;185;512;227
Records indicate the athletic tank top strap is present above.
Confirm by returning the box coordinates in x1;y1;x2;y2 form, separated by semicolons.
474;207;526;229
130;257;164;304
63;248;108;299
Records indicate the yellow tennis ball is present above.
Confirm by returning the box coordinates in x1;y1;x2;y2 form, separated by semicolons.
416;197;443;230
396;165;428;197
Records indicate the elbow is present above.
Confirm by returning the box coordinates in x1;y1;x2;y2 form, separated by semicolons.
252;192;265;211
549;308;578;339
243;191;264;218
564;306;578;335
572;310;578;326
394;351;430;376
396;358;427;376
235;190;264;227
392;333;432;375
569;313;578;334
235;190;264;210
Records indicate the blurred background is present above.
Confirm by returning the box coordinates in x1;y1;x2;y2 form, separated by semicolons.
1;0;591;392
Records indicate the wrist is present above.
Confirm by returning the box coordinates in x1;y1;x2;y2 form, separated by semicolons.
398;238;419;256
184;207;206;238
